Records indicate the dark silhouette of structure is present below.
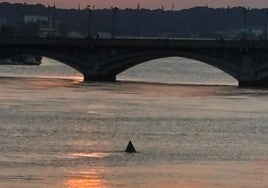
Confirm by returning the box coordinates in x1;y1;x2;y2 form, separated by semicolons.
125;141;136;153
1;38;268;87
1;3;268;39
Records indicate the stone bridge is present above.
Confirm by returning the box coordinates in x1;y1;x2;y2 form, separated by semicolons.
1;38;268;87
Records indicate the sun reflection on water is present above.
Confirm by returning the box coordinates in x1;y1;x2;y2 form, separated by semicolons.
69;152;109;158
64;152;110;188
65;171;105;188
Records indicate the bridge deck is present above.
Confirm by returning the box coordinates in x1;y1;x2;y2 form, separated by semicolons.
0;38;268;49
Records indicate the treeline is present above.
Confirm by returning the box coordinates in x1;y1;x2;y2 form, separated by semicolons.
0;2;268;38
0;23;40;38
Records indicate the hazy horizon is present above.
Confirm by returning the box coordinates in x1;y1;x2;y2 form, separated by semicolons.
1;0;268;10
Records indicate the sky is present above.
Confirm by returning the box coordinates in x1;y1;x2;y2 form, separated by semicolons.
1;0;268;10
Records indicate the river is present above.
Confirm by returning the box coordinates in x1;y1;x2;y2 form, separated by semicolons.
0;57;267;188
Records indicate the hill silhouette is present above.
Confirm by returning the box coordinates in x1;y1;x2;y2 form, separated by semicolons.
0;2;267;38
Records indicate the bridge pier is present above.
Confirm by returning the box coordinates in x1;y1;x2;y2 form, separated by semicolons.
84;74;116;82
239;79;268;88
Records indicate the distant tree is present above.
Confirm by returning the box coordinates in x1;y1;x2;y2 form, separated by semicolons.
0;25;15;38
57;23;70;37
18;22;40;38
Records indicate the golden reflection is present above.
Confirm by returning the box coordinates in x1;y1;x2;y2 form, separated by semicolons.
21;76;83;89
64;152;109;188
65;170;105;188
69;75;84;82
69;152;109;158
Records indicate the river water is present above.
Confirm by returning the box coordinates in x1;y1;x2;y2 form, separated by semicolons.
0;57;267;188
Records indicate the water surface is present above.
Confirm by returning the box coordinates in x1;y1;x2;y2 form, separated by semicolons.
0;57;267;188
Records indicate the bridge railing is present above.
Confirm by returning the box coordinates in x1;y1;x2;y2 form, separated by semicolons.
0;37;268;49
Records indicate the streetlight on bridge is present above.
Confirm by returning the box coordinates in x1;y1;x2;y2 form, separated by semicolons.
112;7;118;39
87;5;92;38
264;11;268;40
243;8;247;40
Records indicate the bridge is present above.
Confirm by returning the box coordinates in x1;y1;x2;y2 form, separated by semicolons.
1;38;268;87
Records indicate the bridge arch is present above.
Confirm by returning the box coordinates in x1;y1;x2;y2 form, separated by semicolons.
0;48;86;81
102;51;240;81
118;57;237;84
0;48;85;75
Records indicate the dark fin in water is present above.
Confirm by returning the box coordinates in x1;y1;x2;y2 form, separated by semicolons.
125;141;136;153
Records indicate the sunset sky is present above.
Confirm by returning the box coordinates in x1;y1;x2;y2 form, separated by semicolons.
1;0;268;10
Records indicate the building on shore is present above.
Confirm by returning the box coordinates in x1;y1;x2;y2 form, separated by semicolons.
0;18;6;28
